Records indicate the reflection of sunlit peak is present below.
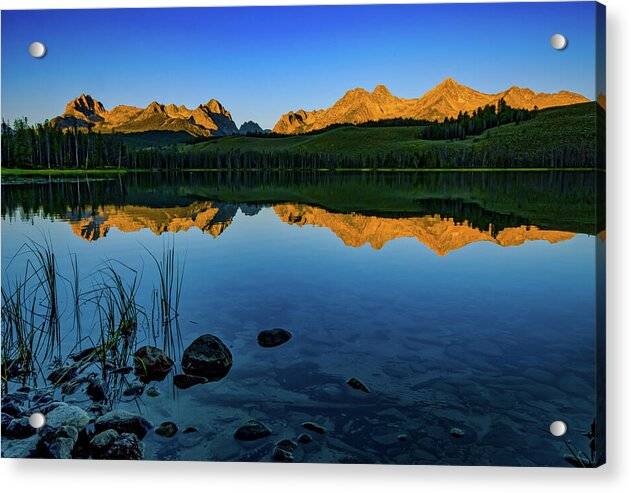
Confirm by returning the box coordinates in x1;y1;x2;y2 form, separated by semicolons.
67;202;237;241
273;203;575;255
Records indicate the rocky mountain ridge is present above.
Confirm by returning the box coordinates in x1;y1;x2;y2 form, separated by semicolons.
52;94;239;137
272;78;589;134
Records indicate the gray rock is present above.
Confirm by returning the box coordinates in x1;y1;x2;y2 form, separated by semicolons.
257;328;292;348
45;403;91;430
95;410;153;439
1;412;13;433
1;434;40;458
133;346;174;383
155;421;178;438
174;373;207;389
234;420;272;441
302;421;326;434
4;417;36;439
181;334;232;381
90;429;143;460
346;377;370;393
36;425;79;459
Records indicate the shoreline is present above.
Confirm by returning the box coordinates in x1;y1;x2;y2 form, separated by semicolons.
1;167;602;177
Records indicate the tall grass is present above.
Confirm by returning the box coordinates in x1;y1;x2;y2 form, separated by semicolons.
144;241;184;358
1;239;185;403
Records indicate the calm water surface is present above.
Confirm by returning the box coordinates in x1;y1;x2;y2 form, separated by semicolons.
1;171;601;465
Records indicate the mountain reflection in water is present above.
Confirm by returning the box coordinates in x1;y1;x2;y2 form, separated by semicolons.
56;200;576;256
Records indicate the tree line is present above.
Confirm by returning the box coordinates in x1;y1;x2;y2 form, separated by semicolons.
2;118;130;169
419;99;535;140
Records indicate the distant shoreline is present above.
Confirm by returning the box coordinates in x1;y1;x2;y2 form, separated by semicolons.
0;167;601;178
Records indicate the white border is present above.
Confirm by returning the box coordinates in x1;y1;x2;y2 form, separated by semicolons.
1;1;629;492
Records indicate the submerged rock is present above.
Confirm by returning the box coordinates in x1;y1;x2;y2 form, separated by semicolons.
69;346;98;363
234;420;272;441
47;364;79;386
257;328;292;348
297;433;312;444
145;386;161;397
90;429;143;460
87;378;107;402
346;377;370;393
133;346;174;383
111;366;134;375
174;373;208;389
155;421;178;438
122;383;145;397
272;439;297;462
272;447;294;462
182;426;198;434
450;427;465;438
302;421;326;434
95;410;153;439
181;334;232;381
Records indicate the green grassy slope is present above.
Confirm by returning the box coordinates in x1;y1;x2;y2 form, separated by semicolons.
180;102;601;168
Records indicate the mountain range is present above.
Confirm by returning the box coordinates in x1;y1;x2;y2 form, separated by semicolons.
272;78;589;134
52;94;240;137
51;78;588;137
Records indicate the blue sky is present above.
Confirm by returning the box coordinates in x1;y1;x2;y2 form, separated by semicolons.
2;3;599;129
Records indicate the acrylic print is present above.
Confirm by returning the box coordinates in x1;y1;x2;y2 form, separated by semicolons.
1;3;605;466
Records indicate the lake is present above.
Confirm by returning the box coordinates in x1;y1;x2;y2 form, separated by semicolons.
1;170;604;465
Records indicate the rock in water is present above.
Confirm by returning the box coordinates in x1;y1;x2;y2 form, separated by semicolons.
90;429;143;460
272;447;294;462
233;420;272;441
45;403;91;430
173;373;208;389
95;410;153;439
257;328;292;348
133;346;174;383
145;386;160;397
155;421;178;438
87;378;107;402
182;426;198;434
302;421;326;434
450;427;465;438
1;412;13;433
181;334;232;381
36;425;80;459
272;439;297;462
47;364;78;386
346;377;370;393
297;433;312;444
4;417;36;439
